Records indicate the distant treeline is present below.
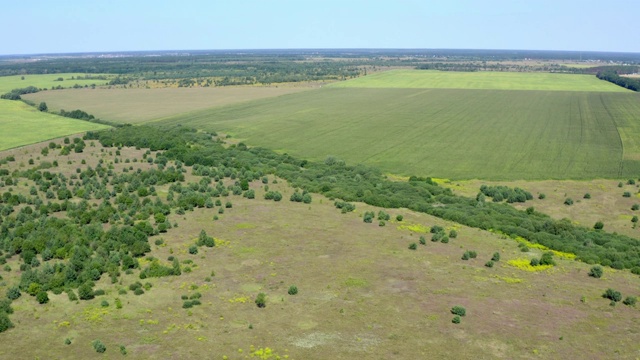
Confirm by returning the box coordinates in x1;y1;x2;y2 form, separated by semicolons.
596;67;640;91
0;86;39;100
88;125;640;272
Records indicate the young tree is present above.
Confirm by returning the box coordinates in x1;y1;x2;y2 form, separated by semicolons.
38;102;48;112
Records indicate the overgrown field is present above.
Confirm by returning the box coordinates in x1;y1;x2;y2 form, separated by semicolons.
23;86;311;124
328;70;630;91
0;73;109;93
0;100;108;151
1;135;640;359
159;87;640;180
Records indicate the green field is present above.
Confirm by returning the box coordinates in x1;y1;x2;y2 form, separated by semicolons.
0;73;110;93
23;86;310;124
159;86;640;180
0;100;109;150
329;69;628;92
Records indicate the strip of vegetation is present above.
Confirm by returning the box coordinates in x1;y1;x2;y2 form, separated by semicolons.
88;125;640;272
597;69;640;91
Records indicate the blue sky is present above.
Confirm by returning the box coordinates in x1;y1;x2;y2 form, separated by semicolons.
3;0;638;55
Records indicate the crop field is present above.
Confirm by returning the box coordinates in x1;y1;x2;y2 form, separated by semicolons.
2;139;640;359
328;69;629;92
159;86;640;180
0;73;110;93
23;86;311;124
0;100;108;150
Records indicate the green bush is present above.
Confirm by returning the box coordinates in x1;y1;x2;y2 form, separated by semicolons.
564;198;574;205
632;204;639;211
0;312;13;333
396;214;403;221
101;300;109;307
134;288;144;296
255;293;266;308
449;229;458;238
623;296;637;306
461;252;470;260
633;216;639;223
36;291;49;304
363;211;375;223
602;288;622;302
430;225;443;234
594;221;604;230
419;236;426;245
288;285;298;295
583;193;591;199
188;245;198;255
588;265;603;278
119;345;127;355
485;260;494;268
491;252;500;262
538;193;546;199
92;339;106;353
6;286;20;300
451;306;466;316
623;192;632;198
452;315;461;324
408;243;417;250
64;338;71;345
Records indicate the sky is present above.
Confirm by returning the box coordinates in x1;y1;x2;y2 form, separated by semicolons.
2;0;639;55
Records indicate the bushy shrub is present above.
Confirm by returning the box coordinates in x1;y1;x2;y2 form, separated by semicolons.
6;286;20;300
588;265;603;278
583;193;591;199
564;198;574;205
452;315;461;324
485;260;494;268
594;221;604;230
36;291;49;304
538;193;546;199
396;215;403;221
0;312;14;333
602;288;622;302
408;243;417;250
419;236;426;245
363;211;375;223
377;211;390;221
632;204;639;211
491;252;500;262
92;340;106;353
451;306;466;316
623;296;637;306
430;225;443;234
449;229;458;238
188;245;198;255
288;285;298;295
623;192;632;198
255;293;266;308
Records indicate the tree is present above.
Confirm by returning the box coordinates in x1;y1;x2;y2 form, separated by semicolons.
78;283;94;300
38;102;48;112
6;286;20;300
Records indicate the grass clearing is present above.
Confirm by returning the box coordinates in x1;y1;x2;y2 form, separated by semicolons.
0;73;110;93
328;69;629;92
0;100;108;150
160;87;640;180
23;86;312;124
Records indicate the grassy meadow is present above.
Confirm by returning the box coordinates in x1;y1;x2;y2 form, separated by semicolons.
159;87;640;180
0;100;108;150
328;69;629;92
0;73;110;93
2;140;640;359
23;86;311;124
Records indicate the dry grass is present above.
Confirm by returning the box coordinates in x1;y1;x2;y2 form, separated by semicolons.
23;86;312;124
2;140;640;359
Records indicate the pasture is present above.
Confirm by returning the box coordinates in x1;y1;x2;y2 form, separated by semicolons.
23;86;311;124
159;87;640;180
0;73;109;93
0;100;108;150
328;69;629;92
1;139;640;359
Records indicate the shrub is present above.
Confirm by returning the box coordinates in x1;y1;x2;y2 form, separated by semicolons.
288;285;298;295
6;286;20;300
101;300;109;307
629;179;637;185
64;338;71;345
225;201;232;208
430;225;443;233
451;306;466;316
396;215;403;221
119;345;127;355
594;221;604;230
377;211;390;221
564;198;574;205
588;265;603;278
67;289;78;301
538;193;546;199
78;283;94;300
255;293;266;308
539;252;556;266
491;252;500;262
461;252;470;260
440;236;449;244
632;204;640;211
419;236;426;245
485;261;494;268
134;288;144;296
618;182;624;188
449;229;458;238
452;315;461;324
363;211;375;223
583;193;591;199
378;220;385;227
408;243;418;250
633;216;639;223
623;192;632;198
623;296;637;306
36;291;49;304
0;312;14;333
602;288;622;302
188;245;198;255
92;339;106;353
